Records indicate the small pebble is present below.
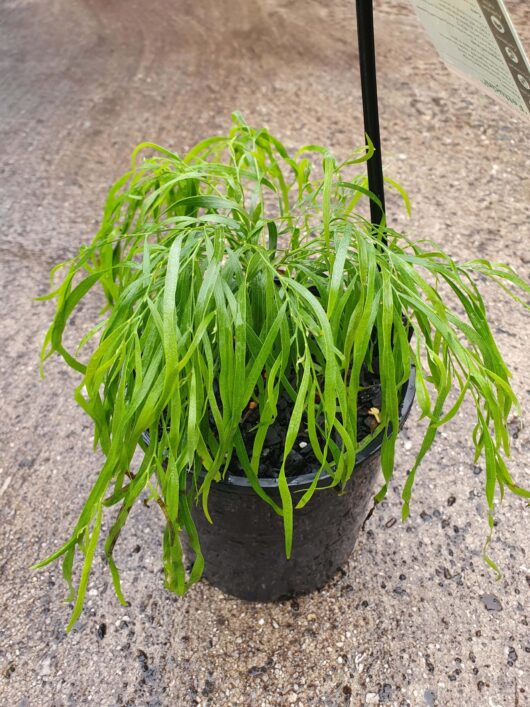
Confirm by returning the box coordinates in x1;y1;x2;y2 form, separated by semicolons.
507;646;518;665
40;658;51;677
480;593;503;612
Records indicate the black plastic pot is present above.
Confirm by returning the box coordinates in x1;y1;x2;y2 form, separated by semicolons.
185;369;416;601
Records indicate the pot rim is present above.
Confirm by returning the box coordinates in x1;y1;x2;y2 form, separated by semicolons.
142;368;416;491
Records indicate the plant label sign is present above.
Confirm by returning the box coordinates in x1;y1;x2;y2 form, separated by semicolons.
409;0;530;120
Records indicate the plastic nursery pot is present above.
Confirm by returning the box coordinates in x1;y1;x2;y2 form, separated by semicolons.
185;368;416;602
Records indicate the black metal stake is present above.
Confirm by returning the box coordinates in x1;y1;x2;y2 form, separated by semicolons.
356;0;386;226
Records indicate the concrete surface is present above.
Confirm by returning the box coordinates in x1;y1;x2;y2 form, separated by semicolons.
1;0;530;705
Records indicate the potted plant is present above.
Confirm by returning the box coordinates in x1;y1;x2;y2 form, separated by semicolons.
35;115;530;630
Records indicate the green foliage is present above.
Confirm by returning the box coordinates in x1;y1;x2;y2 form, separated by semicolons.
35;114;530;628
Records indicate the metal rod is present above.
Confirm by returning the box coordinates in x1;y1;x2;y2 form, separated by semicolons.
356;0;386;225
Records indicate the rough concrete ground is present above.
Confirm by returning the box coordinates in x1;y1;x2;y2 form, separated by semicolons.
1;0;529;705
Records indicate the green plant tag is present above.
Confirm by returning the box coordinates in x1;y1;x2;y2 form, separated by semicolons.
410;0;530;120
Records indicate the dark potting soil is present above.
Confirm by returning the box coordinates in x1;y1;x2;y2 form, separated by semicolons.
229;370;382;480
